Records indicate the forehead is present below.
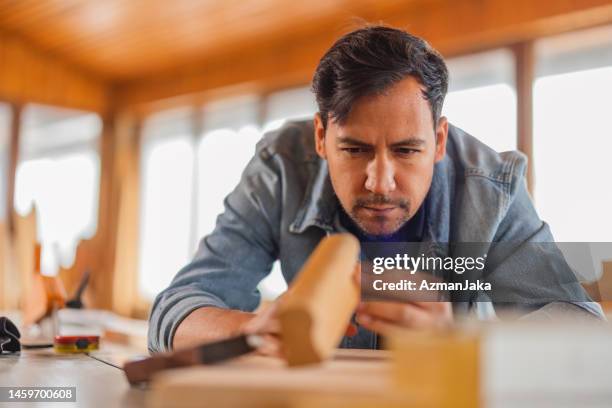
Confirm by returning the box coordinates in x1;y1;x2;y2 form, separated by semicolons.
331;76;434;143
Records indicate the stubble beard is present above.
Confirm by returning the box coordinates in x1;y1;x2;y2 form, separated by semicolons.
348;194;412;238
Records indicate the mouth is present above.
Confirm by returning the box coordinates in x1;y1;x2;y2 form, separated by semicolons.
360;206;398;214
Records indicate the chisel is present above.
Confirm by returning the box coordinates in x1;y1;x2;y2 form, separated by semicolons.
123;334;263;385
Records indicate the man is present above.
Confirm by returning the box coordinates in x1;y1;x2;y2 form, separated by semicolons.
148;26;602;354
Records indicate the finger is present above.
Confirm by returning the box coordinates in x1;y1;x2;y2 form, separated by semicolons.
242;309;282;335
358;302;435;328
402;301;453;325
359;300;451;322
355;313;398;336
254;334;284;358
243;300;284;333
403;301;451;312
358;301;414;322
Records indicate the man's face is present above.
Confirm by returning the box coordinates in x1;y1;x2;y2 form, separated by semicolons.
314;76;448;237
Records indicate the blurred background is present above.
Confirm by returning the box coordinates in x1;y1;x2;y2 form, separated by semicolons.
0;0;611;318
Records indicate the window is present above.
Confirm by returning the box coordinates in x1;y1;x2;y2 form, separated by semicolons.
195;96;261;246
443;50;517;152
263;86;317;132
533;25;612;243
0;104;11;221
14;105;102;275
138;108;195;300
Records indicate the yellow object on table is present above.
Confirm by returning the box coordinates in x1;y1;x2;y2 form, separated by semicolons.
53;335;100;353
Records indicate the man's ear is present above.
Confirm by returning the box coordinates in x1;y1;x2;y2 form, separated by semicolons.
434;116;448;163
314;113;327;159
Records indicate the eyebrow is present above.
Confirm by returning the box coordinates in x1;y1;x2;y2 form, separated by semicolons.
390;138;426;148
336;136;372;147
336;136;426;148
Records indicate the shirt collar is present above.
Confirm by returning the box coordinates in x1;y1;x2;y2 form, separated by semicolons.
289;158;339;234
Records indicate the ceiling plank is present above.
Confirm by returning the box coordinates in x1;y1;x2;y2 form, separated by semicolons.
116;0;612;108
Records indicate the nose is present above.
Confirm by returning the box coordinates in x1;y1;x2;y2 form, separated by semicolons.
364;153;396;195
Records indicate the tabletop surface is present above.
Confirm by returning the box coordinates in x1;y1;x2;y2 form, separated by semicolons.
4;329;612;408
0;345;395;408
0;346;147;408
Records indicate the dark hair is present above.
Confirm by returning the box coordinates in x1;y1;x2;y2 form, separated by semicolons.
312;25;448;130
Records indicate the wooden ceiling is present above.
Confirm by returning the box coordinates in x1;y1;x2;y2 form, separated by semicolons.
2;0;612;110
0;0;410;81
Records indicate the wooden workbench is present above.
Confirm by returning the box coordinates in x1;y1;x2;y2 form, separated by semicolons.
4;325;612;408
0;346;405;408
0;346;147;408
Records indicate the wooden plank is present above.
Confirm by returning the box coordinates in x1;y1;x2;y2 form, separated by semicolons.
391;329;480;408
278;234;360;366
147;351;409;408
514;41;535;195
391;323;612;407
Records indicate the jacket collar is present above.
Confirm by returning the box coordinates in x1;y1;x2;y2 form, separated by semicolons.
289;158;339;234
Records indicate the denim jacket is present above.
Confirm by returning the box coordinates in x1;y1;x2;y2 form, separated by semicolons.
148;120;603;352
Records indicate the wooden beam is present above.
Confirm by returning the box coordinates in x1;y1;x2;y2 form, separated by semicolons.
110;113;144;316
6;103;20;235
0;29;109;113
116;0;612;109
90;112;119;310
514;41;535;195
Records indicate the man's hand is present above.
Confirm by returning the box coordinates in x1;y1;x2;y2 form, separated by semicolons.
172;304;284;356
241;297;360;357
355;301;452;335
241;301;284;357
355;262;452;335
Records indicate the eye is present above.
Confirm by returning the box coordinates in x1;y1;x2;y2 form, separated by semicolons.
394;147;419;156
341;147;370;155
